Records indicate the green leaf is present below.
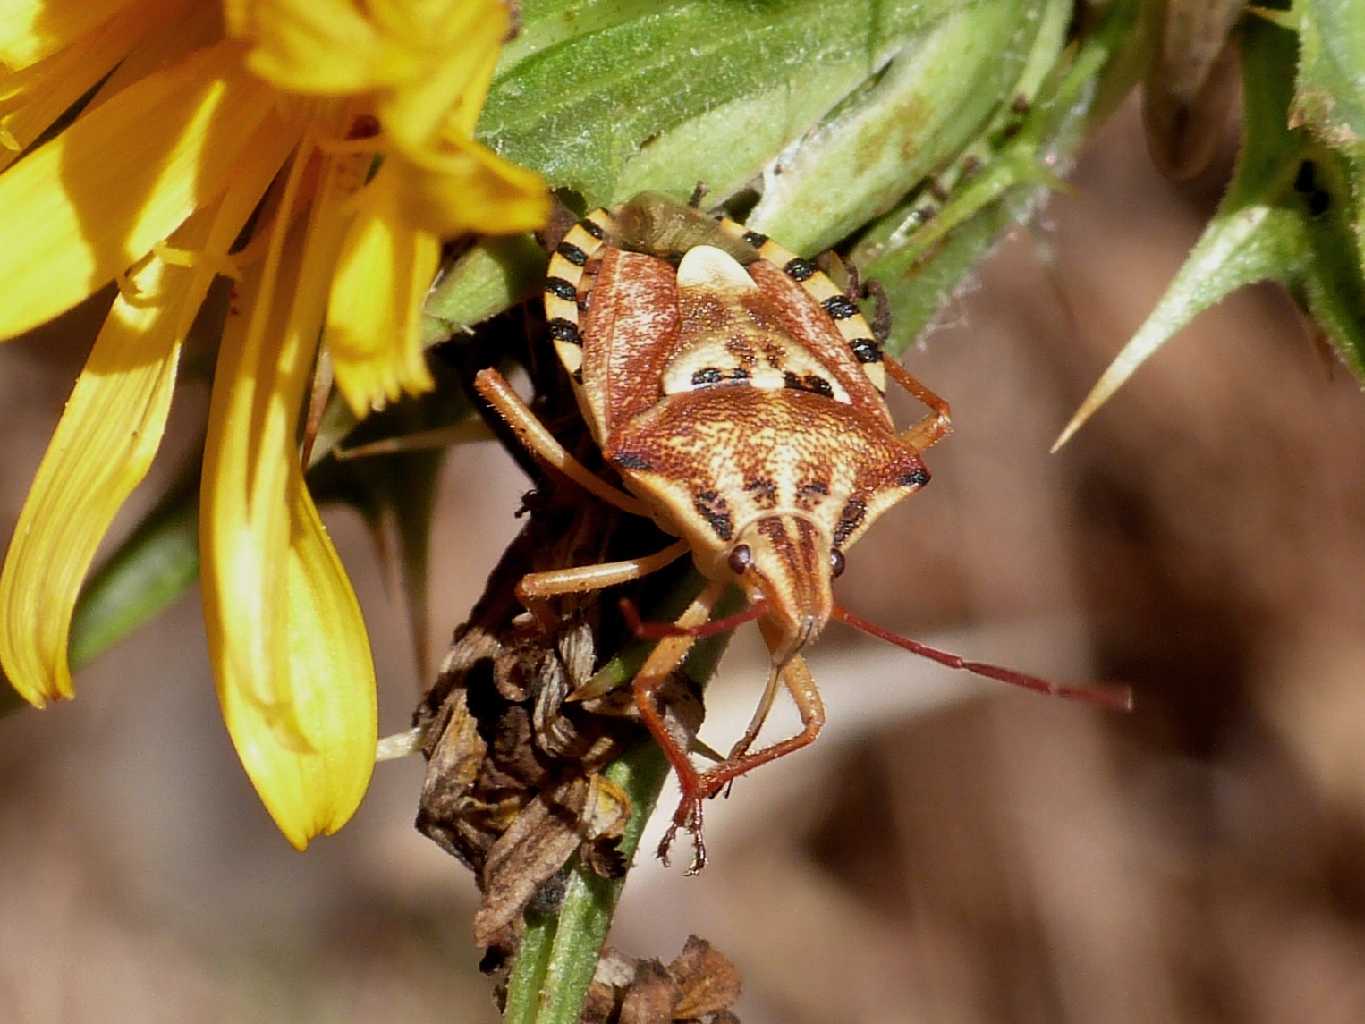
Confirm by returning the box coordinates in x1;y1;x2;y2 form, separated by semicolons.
437;0;1070;347
499;0;672;74
419;234;547;349
1054;15;1365;449
501;906;557;1024
67;469;200;672
855;0;1138;351
1052;202;1308;449
1293;148;1365;373
749;0;1065;253
479;0;967;206
1295;0;1365;146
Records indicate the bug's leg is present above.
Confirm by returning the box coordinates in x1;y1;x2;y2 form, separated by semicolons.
515;540;690;632
884;357;954;452
726;663;782;762
629;581;727;871
687;619;828;826
715;662;783;799
474;367;647;517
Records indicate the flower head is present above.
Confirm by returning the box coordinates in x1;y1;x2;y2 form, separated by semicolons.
0;0;548;847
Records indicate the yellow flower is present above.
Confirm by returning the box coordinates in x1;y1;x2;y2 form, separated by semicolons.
0;0;548;847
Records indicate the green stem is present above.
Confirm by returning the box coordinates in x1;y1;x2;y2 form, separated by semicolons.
531;740;671;1024
501;910;558;1024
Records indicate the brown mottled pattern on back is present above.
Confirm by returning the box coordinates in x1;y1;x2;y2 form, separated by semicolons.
578;247;680;443
744;261;892;427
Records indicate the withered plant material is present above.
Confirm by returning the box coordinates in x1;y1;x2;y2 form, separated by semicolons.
668;935;744;1019
583;936;743;1024
472;773;630;948
619;960;676;1024
415;352;706;959
414;477;633;931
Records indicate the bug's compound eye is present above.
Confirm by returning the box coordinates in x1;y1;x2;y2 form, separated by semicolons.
829;549;846;578
728;544;753;575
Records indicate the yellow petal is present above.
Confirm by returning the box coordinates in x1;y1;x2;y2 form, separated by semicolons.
201;128;376;846
325;163;437;416
0;0;191;170
397;135;549;236
0;114;292;706
372;1;506;149
0;40;272;340
0;264;179;705
0;0;135;71
225;0;393;93
216;481;377;849
228;0;507;148
84;1;223;113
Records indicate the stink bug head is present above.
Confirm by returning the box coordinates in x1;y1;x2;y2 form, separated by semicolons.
728;513;835;665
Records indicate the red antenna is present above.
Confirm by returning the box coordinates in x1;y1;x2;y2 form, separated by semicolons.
831;605;1133;712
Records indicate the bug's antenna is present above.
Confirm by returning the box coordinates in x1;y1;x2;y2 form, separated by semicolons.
621;597;768;640
831;605;1133;712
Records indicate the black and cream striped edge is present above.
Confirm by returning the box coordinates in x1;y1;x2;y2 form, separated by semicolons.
542;208;615;379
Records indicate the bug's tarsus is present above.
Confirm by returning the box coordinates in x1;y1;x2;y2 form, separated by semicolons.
629;582;727;871
688;182;709;209
659;804;706;873
841;255;863;303
830;604;1135;712
540;197;584;254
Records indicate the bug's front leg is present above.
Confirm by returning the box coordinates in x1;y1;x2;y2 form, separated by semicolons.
474;367;648;516
627;581;727;873
653;619;828;874
691;646;826;822
725;663;783;764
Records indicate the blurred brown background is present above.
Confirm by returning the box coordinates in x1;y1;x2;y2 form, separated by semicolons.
5;100;1365;1022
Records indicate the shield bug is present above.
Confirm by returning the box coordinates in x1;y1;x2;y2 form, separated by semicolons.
474;193;1130;872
